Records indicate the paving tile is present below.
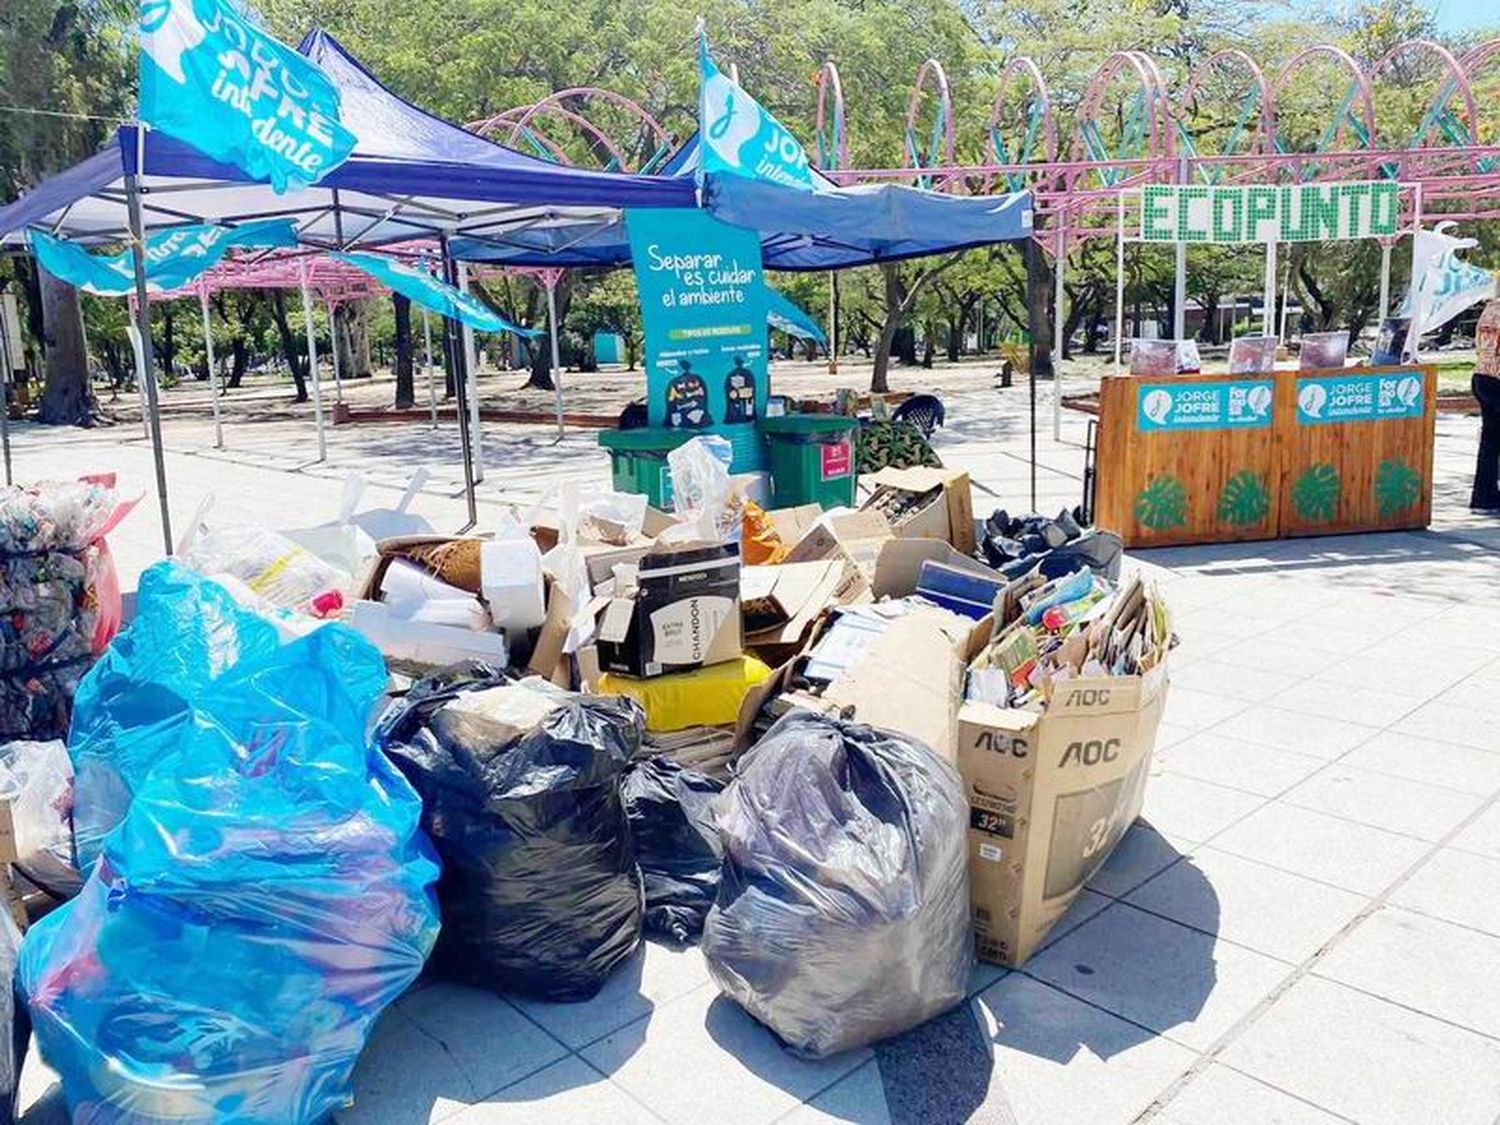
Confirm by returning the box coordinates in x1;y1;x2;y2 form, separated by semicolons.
1390;701;1500;752
1390;846;1500;937
1140;772;1265;843
1033;888;1114;955
1160;687;1251;732
778;1059;890;1125
1313;905;1500;1039
1314;651;1475;699
1223;976;1500;1125
1450;801;1500;859
581;984;869;1125
1266;622;1384;656
1211;802;1429;895
1157;731;1324;797
1209;636;1352;679
17;1052;64;1125
968;959;1009;998
1086;822;1191;898
1436;671;1500;715
1281;763;1486;842
1269;680;1425;729
342;997;567;1124
445;1056;659;1124
1337;730;1500;797
1025;903;1290;1050
1169;660;1303;703
1126;846;1366;963
511;940;711;1050
1154;721;1200;750
970;974;1197;1125
1208;705;1379;760
1157;1063;1347;1125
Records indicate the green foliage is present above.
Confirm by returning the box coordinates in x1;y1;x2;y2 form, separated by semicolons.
1216;470;1270;526
1135;474;1188;531
1374;458;1422;517
1291;463;1341;523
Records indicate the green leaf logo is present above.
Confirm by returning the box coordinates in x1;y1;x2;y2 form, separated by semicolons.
1374;459;1422;518
1135;474;1188;531
1216;470;1271;526
1291;463;1340;523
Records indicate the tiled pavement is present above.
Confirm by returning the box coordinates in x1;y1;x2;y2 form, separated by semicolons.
10;378;1500;1123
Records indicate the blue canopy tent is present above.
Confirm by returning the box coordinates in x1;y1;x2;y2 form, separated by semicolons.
0;31;695;540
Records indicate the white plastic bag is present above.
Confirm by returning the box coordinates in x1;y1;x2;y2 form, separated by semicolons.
669;436;741;543
0;739;80;897
179;495;351;612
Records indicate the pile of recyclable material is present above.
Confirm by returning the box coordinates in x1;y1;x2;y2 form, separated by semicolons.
979;508;1123;580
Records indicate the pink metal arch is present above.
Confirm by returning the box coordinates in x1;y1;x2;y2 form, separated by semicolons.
985;56;1057;192
904;58;956;186
1270;45;1376;177
1177;48;1276;167
1068;50;1175;190
1370;39;1479;177
470;87;672;172
814;60;849;173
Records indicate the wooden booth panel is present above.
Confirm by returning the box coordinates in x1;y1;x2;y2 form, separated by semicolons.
1277;365;1436;537
1095;374;1280;548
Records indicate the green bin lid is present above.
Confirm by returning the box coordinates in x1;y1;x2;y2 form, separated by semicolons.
597;427;694;452
758;414;861;436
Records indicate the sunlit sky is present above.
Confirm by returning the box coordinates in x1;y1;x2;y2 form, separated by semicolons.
1425;0;1496;34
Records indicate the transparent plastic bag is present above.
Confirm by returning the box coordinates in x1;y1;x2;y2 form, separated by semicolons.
180;495;351;612
622;757;724;943
0;909;27;1125
702;711;972;1057
668;436;740;542
0;739;79;898
20;567;438;1125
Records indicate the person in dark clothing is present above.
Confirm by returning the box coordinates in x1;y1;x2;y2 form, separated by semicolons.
1473;300;1500;511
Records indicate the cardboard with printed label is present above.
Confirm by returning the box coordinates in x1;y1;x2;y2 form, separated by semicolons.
957;663;1169;967
595;539;743;677
861;467;976;555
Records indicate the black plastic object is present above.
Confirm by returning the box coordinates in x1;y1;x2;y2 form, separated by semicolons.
377;663;646;1002
622;757;725;943
0;910;28;1125
981;508;1122;581
702;712;972;1058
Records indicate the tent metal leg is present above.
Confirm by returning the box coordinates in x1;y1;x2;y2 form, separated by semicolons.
457;263;484;482
441;238;479;531
327;299;344;405
299;275;327;462
422;308;437;430
1024;237;1038;513
1052;224;1065;442
0;296;17;486
199;289;223;450
125;169;174;556
546;278;565;439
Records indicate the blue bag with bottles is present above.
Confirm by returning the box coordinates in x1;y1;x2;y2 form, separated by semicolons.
18;563;440;1124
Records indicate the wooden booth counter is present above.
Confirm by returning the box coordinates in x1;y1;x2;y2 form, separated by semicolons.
1094;365;1436;548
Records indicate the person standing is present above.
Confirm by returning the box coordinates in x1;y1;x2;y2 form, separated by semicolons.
1473;299;1500;510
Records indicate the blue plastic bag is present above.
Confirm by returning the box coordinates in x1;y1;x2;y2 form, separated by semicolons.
20;562;439;1123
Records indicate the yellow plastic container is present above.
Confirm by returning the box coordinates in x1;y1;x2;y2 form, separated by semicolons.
597;655;773;732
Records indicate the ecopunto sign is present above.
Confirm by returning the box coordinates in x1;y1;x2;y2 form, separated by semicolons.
1140;181;1401;244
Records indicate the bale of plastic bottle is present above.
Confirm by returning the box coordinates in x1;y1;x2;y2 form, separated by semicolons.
702;711;972;1057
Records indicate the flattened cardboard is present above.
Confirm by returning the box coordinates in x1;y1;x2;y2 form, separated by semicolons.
863;467;976;555
741;559;867;648
957;662;1169;967
0;802;16;866
764;503;824;545
783;510;895;579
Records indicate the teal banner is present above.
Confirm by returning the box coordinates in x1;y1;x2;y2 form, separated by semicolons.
30;219;297;296
766;288;826;345
1296;371;1424;424
139;0;357;192
625;208;769;438
1137;380;1273;432
332;253;538;336
698;32;816;191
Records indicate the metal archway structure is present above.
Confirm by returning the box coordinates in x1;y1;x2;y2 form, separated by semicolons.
814;60;849;174
470;88;675;173
904;58;956;189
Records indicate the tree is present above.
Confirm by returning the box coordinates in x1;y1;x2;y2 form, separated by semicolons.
392;293;415;408
269;291;310;402
36;267;91;423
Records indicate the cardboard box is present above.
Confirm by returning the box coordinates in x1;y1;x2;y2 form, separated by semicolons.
957;663;1169;967
862;468;976;555
349;599;509;670
596;540;742;677
783;510;895;580
741;559;868;654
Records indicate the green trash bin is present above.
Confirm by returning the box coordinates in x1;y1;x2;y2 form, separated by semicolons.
598;427;692;509
759;415;861;509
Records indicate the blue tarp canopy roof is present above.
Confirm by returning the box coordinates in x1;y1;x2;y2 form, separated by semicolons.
0;30;692;246
452;133;1032;271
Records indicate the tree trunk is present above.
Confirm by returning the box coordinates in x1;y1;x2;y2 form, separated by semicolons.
392;293;415;409
270;290;309;402
946;317;962;362
228;336;248;388
37;268;91;425
153;304;177;378
525;284;568;390
1027;243;1055;379
352;300;372;377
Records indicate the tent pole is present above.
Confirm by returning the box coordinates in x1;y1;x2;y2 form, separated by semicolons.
299;273;327;462
440;237;479;531
456;263;484;482
1114;191;1126;372
126;296;150;441
1379;240;1393;320
326;298;344;405
1052;223;1065;442
1024;236;1038;512
1263;240;1277;339
422;307;437;430
0;295;14;485
546;276;565;439
1172;153;1188;341
125;159;174;556
1408;183;1424;361
199;288;223;450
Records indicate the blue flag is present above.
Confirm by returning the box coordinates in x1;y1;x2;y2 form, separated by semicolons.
332;253;539;336
31;219;298;296
698;31;816;191
139;0;357;192
766;288;826;345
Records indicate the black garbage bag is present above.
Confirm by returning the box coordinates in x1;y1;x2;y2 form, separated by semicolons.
702;712;972;1058
621;757;725;943
376;662;646;1002
0;908;29;1125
